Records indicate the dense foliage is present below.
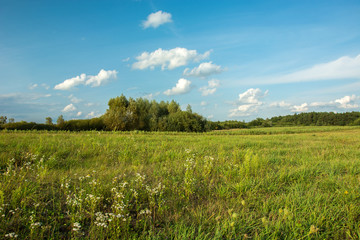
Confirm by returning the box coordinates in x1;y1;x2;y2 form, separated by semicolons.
103;95;208;132
1;97;360;131
247;111;360;127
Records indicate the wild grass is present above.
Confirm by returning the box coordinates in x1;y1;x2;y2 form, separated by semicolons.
0;126;360;239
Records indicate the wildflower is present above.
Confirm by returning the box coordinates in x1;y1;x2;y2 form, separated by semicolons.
31;222;42;229
139;209;151;215
72;222;81;232
5;232;18;238
344;190;349;195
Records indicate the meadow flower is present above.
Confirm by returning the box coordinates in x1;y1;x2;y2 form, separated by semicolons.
5;232;18;238
139;209;151;215
72;222;81;232
94;212;109;228
31;222;42;229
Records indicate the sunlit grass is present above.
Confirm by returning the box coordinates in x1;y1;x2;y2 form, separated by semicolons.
1;126;360;239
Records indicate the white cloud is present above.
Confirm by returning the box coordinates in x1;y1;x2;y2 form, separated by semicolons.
62;103;76;112
269;101;291;108
85;111;101;119
250;54;360;84
335;95;359;109
164;78;192;96
122;57;130;62
143;92;160;100
200;101;207;106
54;73;87;90
238;88;268;104
309;95;359;109
132;47;211;70
142;10;172;29
207;115;214;119
86;69;117;87
199;79;220;96
183;62;224;78
29;84;38;90
76;111;82;117
291;103;308;112
229;88;268;117
54;69;117;90
229;104;258;117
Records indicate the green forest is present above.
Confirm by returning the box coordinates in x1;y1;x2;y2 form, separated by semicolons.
1;95;360;131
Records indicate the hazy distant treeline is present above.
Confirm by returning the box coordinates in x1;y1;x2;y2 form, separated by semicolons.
1;98;360;131
0;95;209;132
244;111;360;128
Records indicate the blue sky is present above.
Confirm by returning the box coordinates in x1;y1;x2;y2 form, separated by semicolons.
1;0;360;122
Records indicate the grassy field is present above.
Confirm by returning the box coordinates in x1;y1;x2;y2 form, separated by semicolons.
1;126;360;239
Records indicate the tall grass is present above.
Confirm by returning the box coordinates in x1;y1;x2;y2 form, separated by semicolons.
0;127;360;239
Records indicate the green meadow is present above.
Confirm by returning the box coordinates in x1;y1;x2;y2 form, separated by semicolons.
1;126;360;239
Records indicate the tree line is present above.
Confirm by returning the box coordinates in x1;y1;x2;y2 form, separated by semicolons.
1;96;360;131
0;95;209;132
245;111;360;127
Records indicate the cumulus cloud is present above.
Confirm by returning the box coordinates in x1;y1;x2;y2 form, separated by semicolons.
335;95;359;108
76;112;82;117
62;103;76;112
291;103;308;112
86;69;117;87
238;88;268;104
183;62;224;78
142;10;172;29
54;74;87;90
132;47;211;70
199;79;220;96
309;95;359;109
85;111;101;119
164;78;192;96
229;88;268;117
54;69;117;90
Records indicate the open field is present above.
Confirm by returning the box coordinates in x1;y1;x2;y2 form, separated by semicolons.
1;126;360;239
